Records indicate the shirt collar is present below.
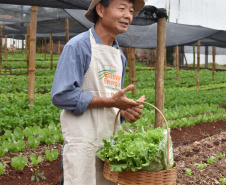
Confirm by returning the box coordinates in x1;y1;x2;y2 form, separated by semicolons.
91;26;119;49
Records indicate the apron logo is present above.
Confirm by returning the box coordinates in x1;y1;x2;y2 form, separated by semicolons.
98;65;121;91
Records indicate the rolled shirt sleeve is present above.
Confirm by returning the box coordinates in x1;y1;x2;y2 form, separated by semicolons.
51;44;94;115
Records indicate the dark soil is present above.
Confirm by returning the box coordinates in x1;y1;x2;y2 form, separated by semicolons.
0;120;225;185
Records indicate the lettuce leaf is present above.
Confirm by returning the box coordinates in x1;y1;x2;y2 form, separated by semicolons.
97;127;174;172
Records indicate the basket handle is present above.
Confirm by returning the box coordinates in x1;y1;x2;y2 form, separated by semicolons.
113;101;170;170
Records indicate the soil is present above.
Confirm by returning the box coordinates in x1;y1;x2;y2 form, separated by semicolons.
0;120;225;185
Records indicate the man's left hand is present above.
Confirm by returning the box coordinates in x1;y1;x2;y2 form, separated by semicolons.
121;95;145;123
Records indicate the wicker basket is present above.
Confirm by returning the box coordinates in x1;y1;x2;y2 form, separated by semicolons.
103;102;177;185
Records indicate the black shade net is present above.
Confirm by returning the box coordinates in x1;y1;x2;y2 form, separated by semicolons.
0;1;226;49
0;0;90;9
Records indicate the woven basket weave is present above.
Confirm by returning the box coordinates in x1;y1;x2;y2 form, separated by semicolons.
103;102;177;185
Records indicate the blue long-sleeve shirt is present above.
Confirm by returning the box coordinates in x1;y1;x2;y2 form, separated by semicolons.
51;26;127;115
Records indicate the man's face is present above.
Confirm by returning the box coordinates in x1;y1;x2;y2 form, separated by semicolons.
99;0;134;35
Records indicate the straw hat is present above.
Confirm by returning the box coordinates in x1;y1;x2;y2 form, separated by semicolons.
85;0;145;23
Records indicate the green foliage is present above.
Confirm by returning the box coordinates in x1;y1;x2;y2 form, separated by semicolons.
0;124;63;157
30;153;42;167
198;163;207;170
185;168;192;176
0;144;8;157
0;162;7;175
28;136;40;149
11;155;28;170
44;149;59;162
220;177;226;184
217;153;225;159
8;140;26;153
97;127;173;172
207;156;216;164
31;168;46;182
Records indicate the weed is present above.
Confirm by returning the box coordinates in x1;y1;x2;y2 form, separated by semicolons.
31;168;46;182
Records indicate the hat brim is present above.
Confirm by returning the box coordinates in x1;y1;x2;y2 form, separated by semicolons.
85;0;145;23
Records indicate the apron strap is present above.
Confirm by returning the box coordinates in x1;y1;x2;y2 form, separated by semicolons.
89;29;96;45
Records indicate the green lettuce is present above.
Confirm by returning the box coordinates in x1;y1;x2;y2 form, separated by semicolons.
97;126;174;172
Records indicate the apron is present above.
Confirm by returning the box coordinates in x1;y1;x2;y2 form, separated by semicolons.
61;29;122;185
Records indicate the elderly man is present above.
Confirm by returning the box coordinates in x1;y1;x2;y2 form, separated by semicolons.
51;0;145;184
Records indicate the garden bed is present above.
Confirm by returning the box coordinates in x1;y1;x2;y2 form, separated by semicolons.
0;120;225;185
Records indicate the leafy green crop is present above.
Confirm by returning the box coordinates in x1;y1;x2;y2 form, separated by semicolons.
220;177;226;184
11;155;28;170
185;168;192;176
28;136;40;149
44;149;59;162
0;146;8;157
217;153;225;159
8;140;26;153
30;153;42;167
0;162;6;175
207;156;216;164
198;163;207;170
97;126;174;172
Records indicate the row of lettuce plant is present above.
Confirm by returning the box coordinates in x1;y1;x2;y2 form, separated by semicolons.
0;76;54;94
0;93;61;132
2;52;59;61
125;69;226;89
0;123;63;158
126;88;226;108
127;104;225;129
0;149;59;175
2;61;58;68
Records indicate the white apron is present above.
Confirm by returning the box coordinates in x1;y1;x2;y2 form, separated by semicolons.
61;29;122;185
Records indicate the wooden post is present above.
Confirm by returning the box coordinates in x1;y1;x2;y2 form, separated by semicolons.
12;34;14;55
193;43;196;70
42;40;43;54
27;6;38;105
25;34;27;62
58;41;61;56
212;46;215;78
164;47;167;71
44;38;47;60
131;48;136;94
65;18;69;43
155;16;166;128
5;35;7;62
176;46;179;81
127;48;132;83
196;40;200;92
0;26;2;71
26;23;30;66
50;34;53;69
